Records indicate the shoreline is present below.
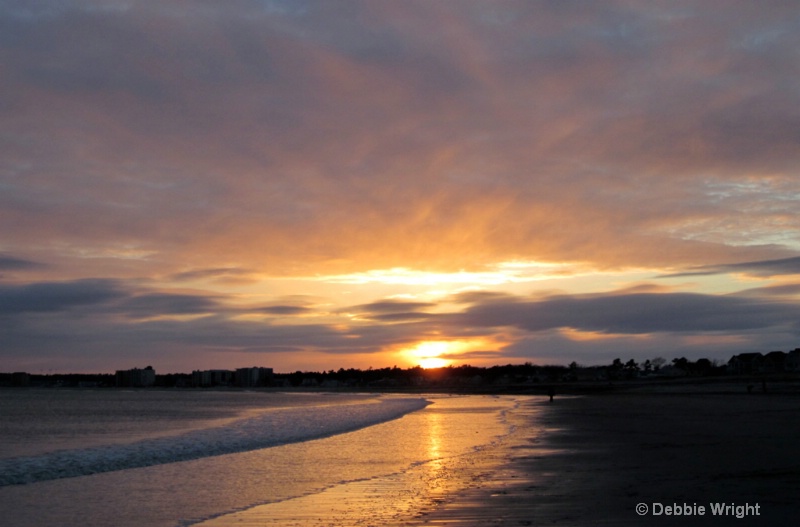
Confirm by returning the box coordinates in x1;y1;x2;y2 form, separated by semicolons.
3;388;799;525
5;373;800;397
412;390;800;526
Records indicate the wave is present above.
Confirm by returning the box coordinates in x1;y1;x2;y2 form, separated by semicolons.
0;397;429;486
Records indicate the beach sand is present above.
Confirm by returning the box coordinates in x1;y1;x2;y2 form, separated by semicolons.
194;387;800;526
411;386;800;526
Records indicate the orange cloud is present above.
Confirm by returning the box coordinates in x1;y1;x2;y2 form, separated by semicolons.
3;1;800;372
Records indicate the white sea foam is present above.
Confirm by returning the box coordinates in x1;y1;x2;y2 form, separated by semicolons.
0;397;429;486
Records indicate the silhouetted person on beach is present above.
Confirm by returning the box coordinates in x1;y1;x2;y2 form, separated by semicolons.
548;387;555;402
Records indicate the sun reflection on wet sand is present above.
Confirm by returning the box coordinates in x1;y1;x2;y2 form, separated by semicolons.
192;396;529;527
420;407;448;505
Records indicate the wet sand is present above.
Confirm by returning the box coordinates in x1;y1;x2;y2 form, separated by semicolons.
194;388;800;526
189;395;524;527
414;388;800;526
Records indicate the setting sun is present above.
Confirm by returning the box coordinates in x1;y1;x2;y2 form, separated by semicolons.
418;357;450;369
406;341;453;369
399;338;502;369
3;1;796;381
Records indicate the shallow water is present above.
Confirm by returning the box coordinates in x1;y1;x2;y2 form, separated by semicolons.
0;390;522;527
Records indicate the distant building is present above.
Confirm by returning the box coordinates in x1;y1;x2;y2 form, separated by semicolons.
761;351;787;373
11;372;30;387
235;367;274;387
188;367;273;388
115;366;156;387
301;376;319;387
191;369;235;387
786;349;800;372
727;353;763;375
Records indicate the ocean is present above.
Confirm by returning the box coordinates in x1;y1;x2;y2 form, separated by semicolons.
0;390;522;526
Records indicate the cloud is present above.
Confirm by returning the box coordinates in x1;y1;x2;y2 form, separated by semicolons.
0;255;43;271
258;305;313;316
351;300;436;313
3;2;800;372
0;279;124;314
3;273;799;372
344;300;438;323
0;278;229;320
170;267;258;283
451;290;800;335
449;291;517;305
735;283;800;298
116;293;223;319
363;312;439;323
660;256;800;278
3;1;799;278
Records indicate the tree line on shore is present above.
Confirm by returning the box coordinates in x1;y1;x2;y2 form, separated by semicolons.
2;350;796;388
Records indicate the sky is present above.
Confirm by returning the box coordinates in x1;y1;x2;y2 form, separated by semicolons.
2;0;800;374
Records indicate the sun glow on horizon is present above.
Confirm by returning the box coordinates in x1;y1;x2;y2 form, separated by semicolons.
315;261;580;286
400;338;498;369
406;341;453;369
418;356;450;369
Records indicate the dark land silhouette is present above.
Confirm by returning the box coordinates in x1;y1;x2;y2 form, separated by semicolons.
3;347;800;393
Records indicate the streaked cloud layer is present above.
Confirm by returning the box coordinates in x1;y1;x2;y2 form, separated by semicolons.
2;1;799;372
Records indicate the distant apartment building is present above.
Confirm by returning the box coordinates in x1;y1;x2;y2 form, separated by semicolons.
785;349;800;372
727;353;763;375
729;349;800;375
115;366;156;387
190;367;273;387
236;367;274;388
191;369;235;387
761;351;787;373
